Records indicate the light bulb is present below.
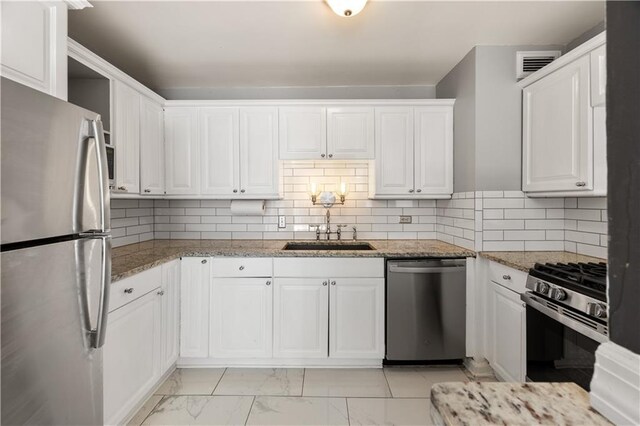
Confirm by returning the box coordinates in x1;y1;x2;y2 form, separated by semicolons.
325;0;368;17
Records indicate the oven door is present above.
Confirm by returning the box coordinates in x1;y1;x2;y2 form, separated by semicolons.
522;292;607;391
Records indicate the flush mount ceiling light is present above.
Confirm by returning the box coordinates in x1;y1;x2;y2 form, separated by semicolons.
325;0;368;17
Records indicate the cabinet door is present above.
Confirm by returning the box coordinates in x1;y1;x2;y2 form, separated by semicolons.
326;107;374;159
372;107;414;196
180;257;210;358
240;107;279;196
273;278;328;358
161;260;181;372
103;290;162;425
329;278;384;359
279;107;326;160
414;107;453;196
140;96;165;195
165;107;200;195
491;282;526;382
590;44;606;107
0;1;67;100
113;81;141;193
522;55;592;192
210;278;273;358
200;107;239;196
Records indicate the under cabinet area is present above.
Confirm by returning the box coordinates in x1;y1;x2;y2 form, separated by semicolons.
179;256;385;366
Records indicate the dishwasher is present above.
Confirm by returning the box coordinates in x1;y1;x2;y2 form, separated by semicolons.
386;259;466;362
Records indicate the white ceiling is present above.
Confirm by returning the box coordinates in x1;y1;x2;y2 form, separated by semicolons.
68;1;604;92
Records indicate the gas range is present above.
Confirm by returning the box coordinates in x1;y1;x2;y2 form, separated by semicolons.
523;261;608;342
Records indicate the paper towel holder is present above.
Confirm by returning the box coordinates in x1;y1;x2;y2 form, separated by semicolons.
309;182;348;208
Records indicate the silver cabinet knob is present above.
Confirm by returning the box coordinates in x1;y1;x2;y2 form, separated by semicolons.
124;288;134;294
409;189;415;193
322;281;328;286
502;275;511;280
576;181;586;187
117;186;127;191
201;259;207;264
241;189;246;193
239;266;245;270
331;281;336;286
157;290;165;296
416;189;422;193
321;154;326;158
266;281;271;286
233;189;238;193
144;189;151;193
328;154;333;158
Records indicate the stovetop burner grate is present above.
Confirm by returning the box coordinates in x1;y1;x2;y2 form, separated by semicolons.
530;262;607;301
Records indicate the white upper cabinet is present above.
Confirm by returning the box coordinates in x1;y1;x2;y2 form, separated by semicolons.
210;278;273;358
165;107;200;195
200;107;240;196
279;107;327;160
329;278;384;359
273;278;329;358
1;0;68;100
372;107;415;196
414;107;454;195
326;107;374;159
240;107;279;196
113;81;141;194
520;33;606;197
140;96;165;195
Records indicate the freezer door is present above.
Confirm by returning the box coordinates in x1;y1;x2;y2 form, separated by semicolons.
1;237;109;425
1;77;111;245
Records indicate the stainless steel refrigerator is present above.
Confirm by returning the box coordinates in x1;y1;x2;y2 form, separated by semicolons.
1;77;111;425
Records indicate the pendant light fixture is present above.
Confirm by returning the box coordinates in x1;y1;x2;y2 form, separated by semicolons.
326;0;368;17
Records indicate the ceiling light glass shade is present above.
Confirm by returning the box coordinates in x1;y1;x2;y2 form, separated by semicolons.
326;0;368;17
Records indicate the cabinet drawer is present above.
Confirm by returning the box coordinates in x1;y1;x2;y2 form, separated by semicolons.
212;258;273;277
489;261;527;294
110;266;162;312
274;258;384;278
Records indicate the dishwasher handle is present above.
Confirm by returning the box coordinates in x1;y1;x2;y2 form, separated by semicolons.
388;264;466;274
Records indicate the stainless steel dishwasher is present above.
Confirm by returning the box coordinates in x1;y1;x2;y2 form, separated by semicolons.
386;259;466;361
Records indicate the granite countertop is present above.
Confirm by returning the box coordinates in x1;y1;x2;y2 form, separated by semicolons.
111;239;475;282
430;382;611;426
479;251;606;272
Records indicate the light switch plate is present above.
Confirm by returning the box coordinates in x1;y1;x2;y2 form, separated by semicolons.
278;216;286;228
399;215;412;224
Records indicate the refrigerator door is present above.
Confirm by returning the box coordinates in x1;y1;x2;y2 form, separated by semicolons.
1;237;109;425
1;77;111;246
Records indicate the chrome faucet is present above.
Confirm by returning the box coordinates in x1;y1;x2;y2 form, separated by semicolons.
352;226;357;241
325;210;331;240
315;209;347;241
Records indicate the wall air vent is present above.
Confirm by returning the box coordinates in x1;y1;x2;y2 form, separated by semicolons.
516;50;562;80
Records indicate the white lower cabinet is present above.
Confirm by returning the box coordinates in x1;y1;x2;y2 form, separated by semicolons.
161;260;181;371
490;281;526;382
180;257;211;358
210;278;273;358
103;287;162;425
329;278;385;359
273;278;329;358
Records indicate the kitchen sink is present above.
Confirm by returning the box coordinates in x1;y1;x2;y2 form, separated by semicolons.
282;242;375;251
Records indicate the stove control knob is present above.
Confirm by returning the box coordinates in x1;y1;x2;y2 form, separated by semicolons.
551;288;567;301
586;302;607;319
536;282;550;294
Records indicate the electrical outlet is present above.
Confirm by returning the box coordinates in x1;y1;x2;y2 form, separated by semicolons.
399;215;412;224
278;216;286;228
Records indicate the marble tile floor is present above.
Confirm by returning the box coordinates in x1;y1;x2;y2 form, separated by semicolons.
130;366;496;426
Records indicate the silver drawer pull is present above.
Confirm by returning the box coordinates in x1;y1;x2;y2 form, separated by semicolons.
157;290;165;296
124;288;134;294
144;189;151;193
576;181;586;187
503;274;511;280
201;259;207;264
266;281;271;286
117;186;127;191
331;281;336;286
239;266;245;271
322;281;328;286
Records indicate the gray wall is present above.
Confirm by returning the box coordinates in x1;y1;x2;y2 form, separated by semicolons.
566;21;605;52
159;85;436;100
436;48;477;193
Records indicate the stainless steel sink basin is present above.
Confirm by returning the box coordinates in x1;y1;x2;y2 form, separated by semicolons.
282;242;375;251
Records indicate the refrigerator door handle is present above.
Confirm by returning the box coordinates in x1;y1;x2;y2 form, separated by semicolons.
91;235;111;348
90;118;110;233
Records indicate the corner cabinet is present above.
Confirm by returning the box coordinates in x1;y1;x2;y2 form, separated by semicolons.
520;33;606;197
113;81;141;194
369;104;454;199
180;257;211;358
1;0;68;100
140;96;165;195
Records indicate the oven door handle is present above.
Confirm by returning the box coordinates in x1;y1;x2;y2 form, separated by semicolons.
521;292;609;344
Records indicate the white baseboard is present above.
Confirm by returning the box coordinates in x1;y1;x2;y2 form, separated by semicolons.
590;341;640;425
178;357;383;368
463;357;494;378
